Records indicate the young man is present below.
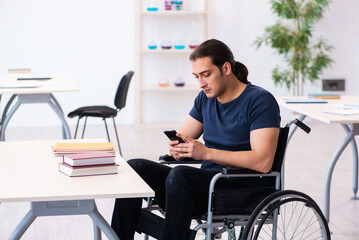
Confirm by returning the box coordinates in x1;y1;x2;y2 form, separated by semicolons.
111;39;281;240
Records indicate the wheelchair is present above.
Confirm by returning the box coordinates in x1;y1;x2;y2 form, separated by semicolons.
138;119;331;240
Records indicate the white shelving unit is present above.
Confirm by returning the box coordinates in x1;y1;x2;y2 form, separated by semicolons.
135;0;211;123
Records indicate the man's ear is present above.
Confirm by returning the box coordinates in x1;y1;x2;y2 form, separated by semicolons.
222;62;231;75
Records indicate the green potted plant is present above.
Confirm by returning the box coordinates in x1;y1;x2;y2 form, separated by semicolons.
255;0;334;96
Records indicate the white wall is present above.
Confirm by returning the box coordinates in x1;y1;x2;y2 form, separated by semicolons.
0;0;358;127
0;0;135;127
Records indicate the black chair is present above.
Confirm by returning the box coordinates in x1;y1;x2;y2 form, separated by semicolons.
137;119;331;240
68;71;134;156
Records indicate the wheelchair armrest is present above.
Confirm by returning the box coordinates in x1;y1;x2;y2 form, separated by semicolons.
220;167;280;179
158;154;202;165
221;167;264;175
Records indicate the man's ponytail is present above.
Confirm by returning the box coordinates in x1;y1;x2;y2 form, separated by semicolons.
232;61;248;84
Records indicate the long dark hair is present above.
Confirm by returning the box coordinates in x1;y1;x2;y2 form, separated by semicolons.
189;39;248;84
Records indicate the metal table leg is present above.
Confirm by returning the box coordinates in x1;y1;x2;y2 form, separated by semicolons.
0;94;17;140
48;96;71;139
89;206;120;240
0;100;21;141
93;222;102;240
342;124;359;200
9;200;119;240
8;209;37;240
49;93;67;139
0;94;71;141
0;94;17;126
323;123;359;222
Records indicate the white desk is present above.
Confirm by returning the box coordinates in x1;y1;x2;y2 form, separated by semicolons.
0;75;79;140
278;96;359;222
0;139;154;240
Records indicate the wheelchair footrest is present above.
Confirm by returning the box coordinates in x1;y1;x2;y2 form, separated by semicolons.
137;209;199;240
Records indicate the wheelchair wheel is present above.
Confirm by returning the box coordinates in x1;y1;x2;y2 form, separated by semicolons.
242;190;331;240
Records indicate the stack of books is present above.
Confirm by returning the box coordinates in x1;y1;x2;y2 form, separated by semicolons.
53;142;118;177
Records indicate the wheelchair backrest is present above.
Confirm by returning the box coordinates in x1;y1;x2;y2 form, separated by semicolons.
270;126;289;173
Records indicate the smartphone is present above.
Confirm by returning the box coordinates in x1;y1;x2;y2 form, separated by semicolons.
164;130;185;143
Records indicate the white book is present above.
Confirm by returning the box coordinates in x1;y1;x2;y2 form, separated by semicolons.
63;152;116;166
59;163;119;177
323;109;359;115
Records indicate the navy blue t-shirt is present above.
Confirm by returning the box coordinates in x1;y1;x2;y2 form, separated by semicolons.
189;82;281;172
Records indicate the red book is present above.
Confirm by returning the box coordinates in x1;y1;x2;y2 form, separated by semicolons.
63;152;116;166
59;162;119;177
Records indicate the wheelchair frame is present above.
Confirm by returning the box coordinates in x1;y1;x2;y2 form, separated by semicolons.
140;119;330;240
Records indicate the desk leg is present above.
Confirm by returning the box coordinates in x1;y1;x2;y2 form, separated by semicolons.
8;200;119;240
49;94;68;139
49;93;64;114
0;94;16;126
0;94;71;141
93;222;102;239
0;94;17;141
48;95;71;139
9;210;37;240
0;100;21;141
89;206;120;240
342;124;359;199
324;129;355;222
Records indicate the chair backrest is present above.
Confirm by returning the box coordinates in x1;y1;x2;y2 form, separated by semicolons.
270;126;289;173
114;71;134;110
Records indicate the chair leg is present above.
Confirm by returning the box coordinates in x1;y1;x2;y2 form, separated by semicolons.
81;116;88;139
103;118;111;142
74;117;81;139
112;117;122;156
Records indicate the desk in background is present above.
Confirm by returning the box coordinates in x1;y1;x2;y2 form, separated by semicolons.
278;96;359;222
0;139;154;240
0;75;78;140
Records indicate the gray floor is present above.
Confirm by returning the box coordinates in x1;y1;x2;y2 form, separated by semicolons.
1;119;359;239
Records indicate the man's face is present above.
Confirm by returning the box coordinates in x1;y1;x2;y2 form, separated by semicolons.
192;57;225;99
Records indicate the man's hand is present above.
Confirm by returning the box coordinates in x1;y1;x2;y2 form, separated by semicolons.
169;133;207;161
169;138;184;161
